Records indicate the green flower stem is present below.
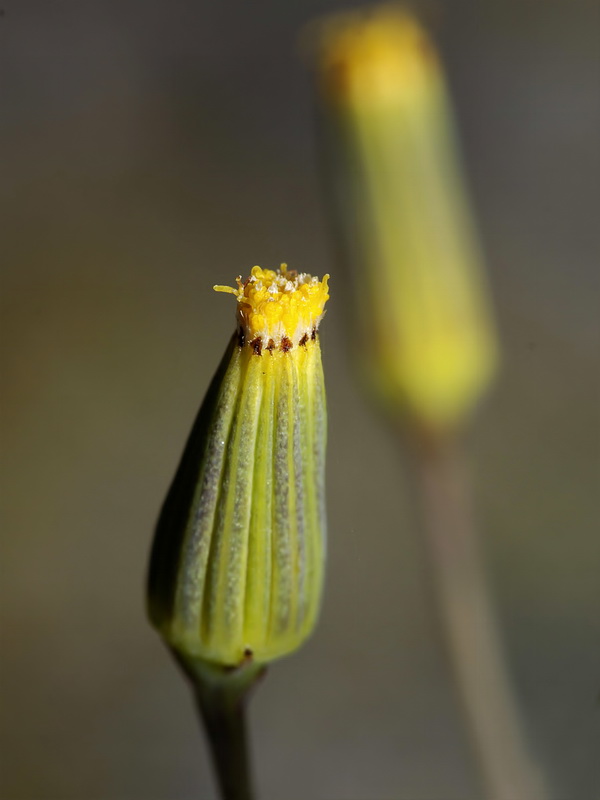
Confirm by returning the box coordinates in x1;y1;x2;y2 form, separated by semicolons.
410;430;546;800
174;652;266;800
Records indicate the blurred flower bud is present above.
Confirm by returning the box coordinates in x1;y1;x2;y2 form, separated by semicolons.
148;265;329;667
314;5;498;431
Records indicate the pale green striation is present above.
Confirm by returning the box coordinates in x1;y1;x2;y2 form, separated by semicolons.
148;332;327;667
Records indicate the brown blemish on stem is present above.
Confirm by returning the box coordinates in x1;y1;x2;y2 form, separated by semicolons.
280;336;292;353
299;333;309;347
266;339;275;353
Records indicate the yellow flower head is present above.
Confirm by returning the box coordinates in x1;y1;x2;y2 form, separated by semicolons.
215;264;330;348
148;266;329;667
314;5;498;430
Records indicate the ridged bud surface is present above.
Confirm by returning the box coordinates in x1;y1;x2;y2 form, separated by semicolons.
148;266;328;666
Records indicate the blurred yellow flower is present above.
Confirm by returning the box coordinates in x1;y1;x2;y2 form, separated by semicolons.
315;5;498;430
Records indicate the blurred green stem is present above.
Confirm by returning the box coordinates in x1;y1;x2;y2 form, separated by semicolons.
411;431;546;800
174;652;266;800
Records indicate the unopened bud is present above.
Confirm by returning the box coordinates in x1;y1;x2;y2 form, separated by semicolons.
314;5;498;430
148;265;329;667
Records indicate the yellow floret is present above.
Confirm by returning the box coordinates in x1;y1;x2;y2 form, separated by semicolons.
316;6;440;106
215;264;330;346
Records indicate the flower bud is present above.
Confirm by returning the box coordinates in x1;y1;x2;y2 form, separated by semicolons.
148;265;329;667
314;5;498;431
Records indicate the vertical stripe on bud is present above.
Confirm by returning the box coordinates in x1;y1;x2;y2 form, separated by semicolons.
148;266;329;667
313;5;498;430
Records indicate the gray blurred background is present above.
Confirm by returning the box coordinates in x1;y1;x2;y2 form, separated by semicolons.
1;1;599;798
